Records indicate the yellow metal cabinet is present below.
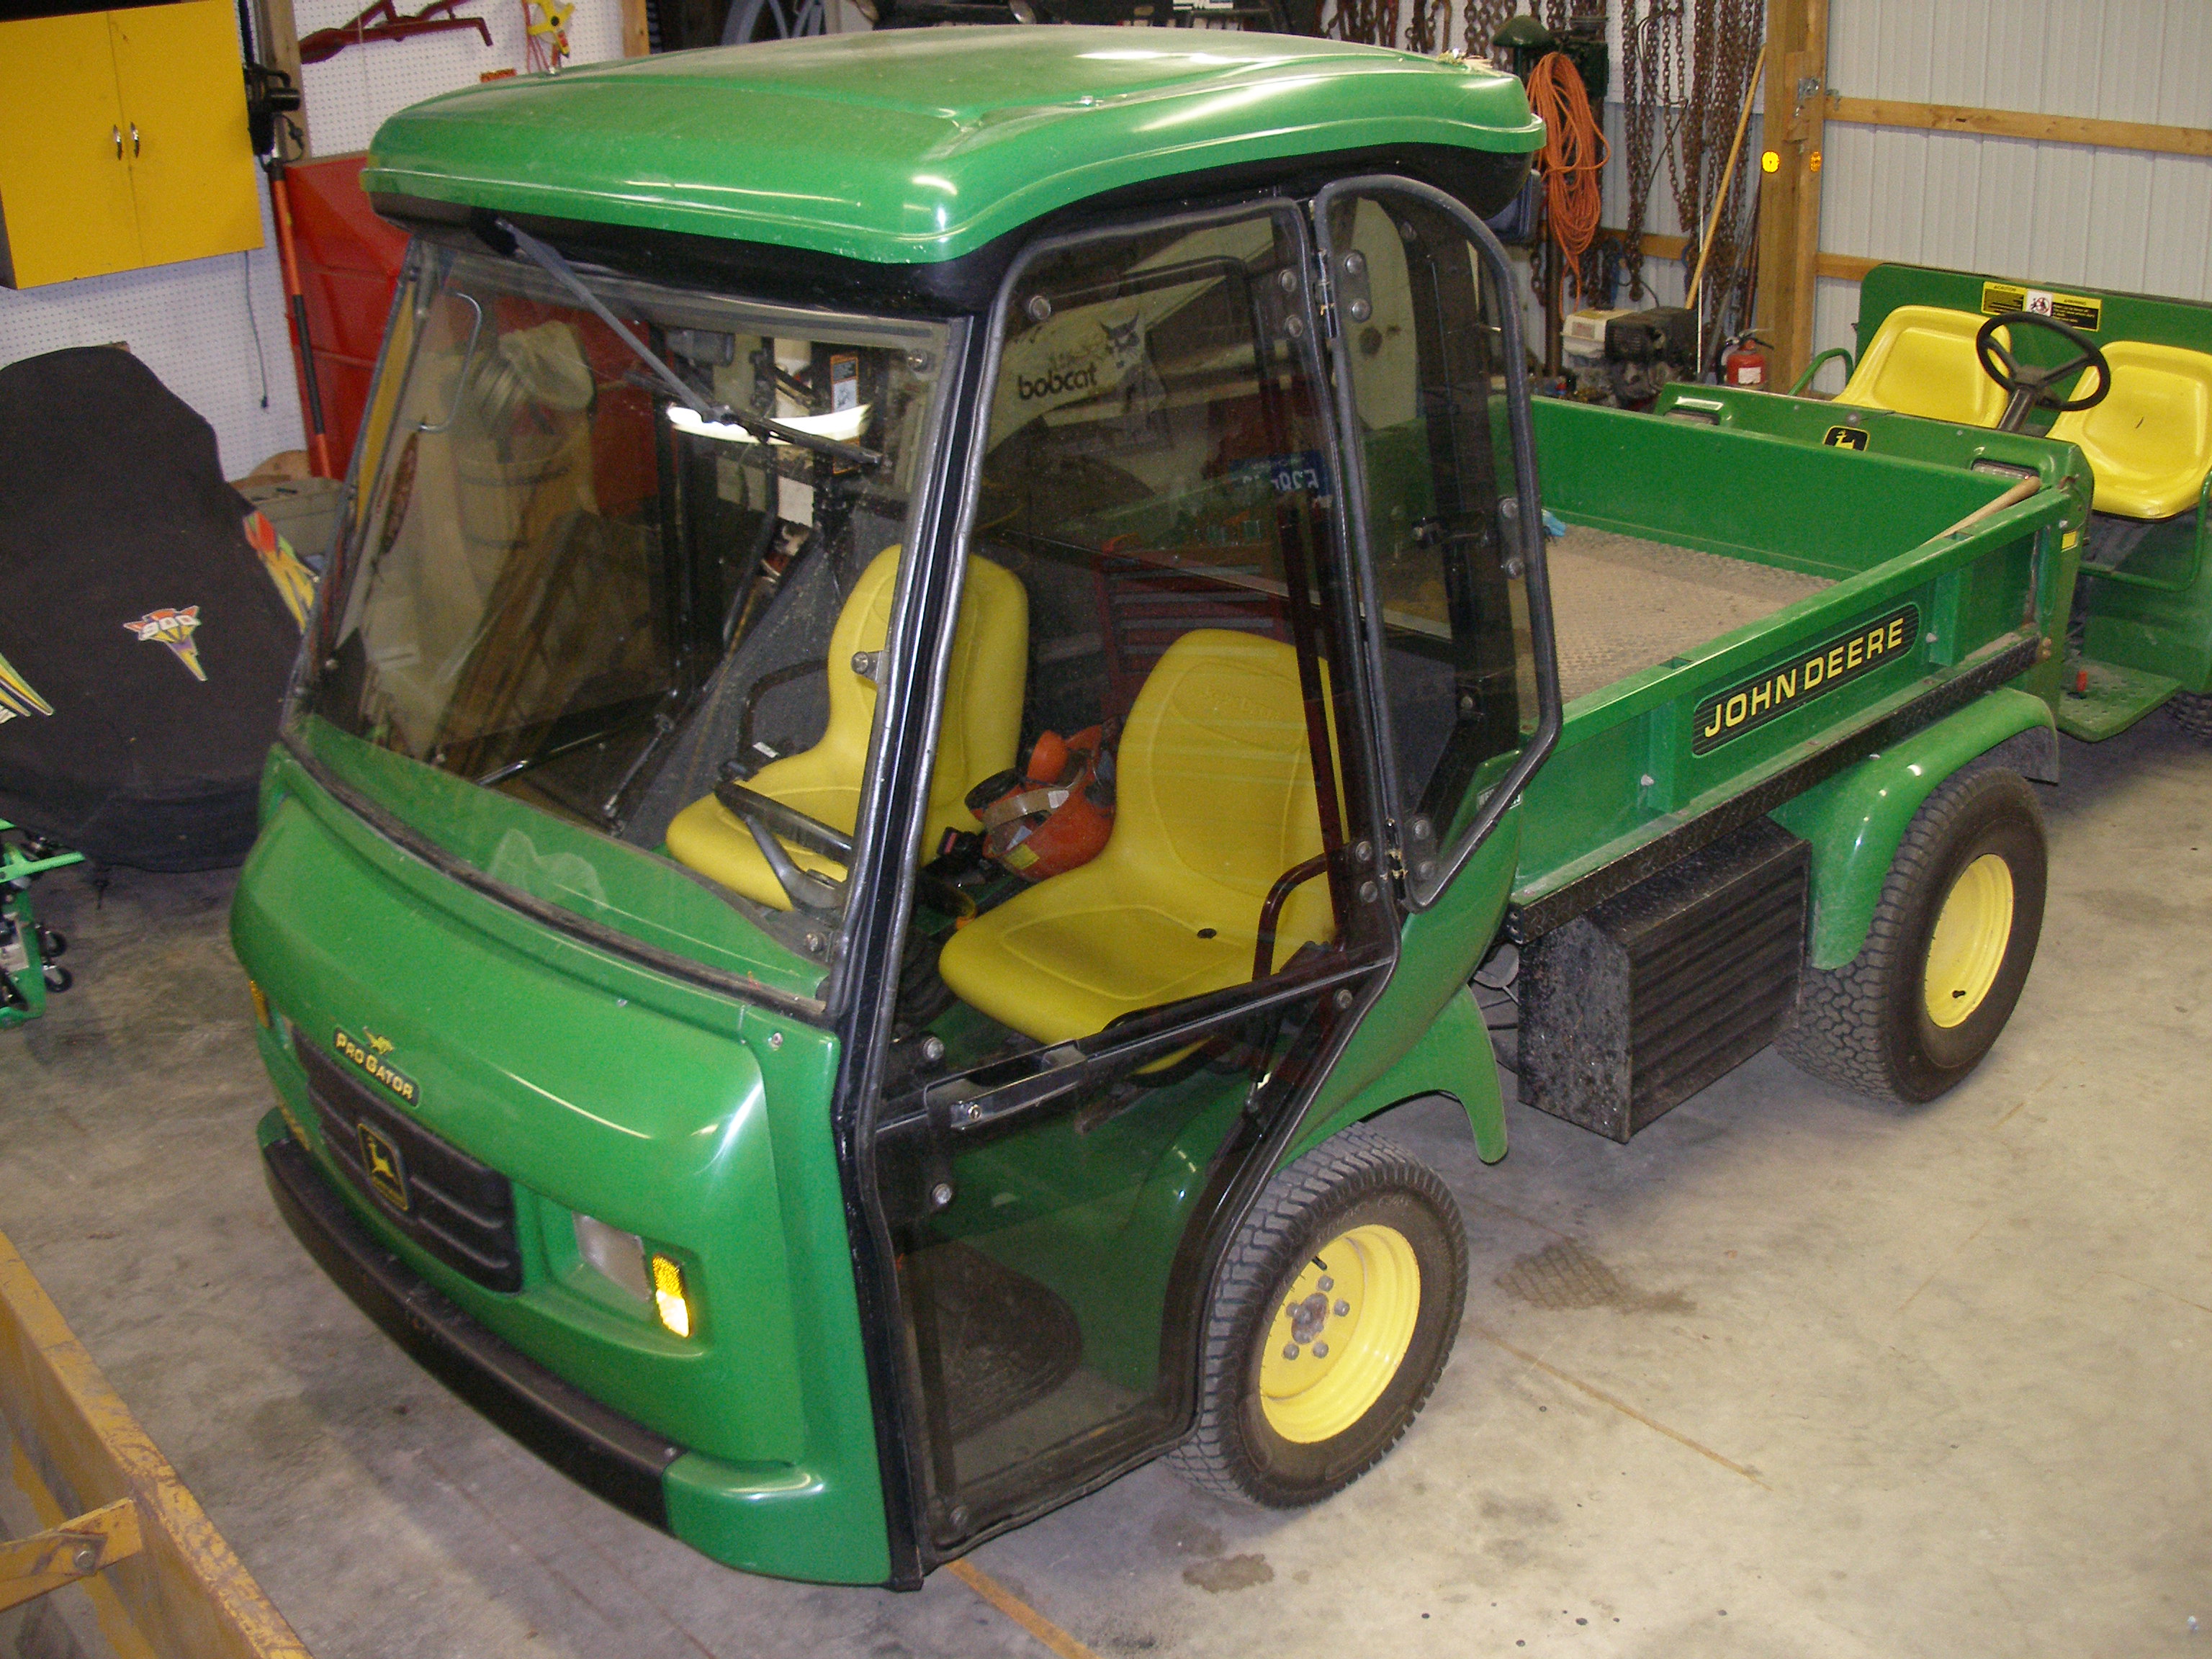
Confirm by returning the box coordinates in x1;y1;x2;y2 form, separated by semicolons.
0;0;264;288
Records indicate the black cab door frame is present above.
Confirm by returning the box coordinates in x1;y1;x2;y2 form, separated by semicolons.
833;193;1411;1581
1310;174;1563;911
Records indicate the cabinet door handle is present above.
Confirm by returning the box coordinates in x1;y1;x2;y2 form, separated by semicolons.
130;123;140;157
113;125;123;159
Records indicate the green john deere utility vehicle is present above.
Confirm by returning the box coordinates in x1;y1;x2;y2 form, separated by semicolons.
1658;261;2212;743
235;30;2083;1586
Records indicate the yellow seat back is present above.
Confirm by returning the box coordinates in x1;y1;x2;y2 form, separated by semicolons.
2046;340;2212;520
938;630;1336;1046
665;547;1028;909
1102;629;1333;927
1835;305;2009;428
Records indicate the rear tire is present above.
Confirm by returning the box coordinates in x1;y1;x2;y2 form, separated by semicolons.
1778;766;2046;1103
1169;1123;1466;1508
2168;691;2212;739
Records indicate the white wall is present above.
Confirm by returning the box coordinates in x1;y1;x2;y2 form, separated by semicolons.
0;0;630;479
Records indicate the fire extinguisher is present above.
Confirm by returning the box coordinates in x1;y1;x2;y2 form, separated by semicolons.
1719;332;1772;390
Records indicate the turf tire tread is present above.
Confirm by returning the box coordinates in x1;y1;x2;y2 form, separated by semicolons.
1168;1123;1465;1507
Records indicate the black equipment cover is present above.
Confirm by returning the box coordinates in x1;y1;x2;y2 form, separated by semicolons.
0;349;301;870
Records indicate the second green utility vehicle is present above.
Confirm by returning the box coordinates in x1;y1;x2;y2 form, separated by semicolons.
234;30;2081;1587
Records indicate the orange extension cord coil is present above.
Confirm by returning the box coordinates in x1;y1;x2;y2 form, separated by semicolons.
1527;52;1609;307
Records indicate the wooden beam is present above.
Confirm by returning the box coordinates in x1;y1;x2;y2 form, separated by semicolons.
0;1231;310;1659
1827;96;2212;160
1606;230;1875;285
621;0;650;55
1753;0;1829;385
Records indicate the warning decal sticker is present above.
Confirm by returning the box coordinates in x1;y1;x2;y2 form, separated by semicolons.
1980;282;2103;332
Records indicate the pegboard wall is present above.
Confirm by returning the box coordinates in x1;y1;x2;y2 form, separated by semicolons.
296;0;632;157
0;180;306;480
0;0;631;480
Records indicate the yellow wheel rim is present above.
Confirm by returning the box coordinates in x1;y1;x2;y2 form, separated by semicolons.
1257;1223;1421;1444
1923;853;2014;1028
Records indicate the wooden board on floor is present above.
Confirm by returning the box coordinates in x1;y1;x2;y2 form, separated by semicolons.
0;1229;310;1659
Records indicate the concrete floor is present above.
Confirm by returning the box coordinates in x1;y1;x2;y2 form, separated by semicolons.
2;714;2206;1659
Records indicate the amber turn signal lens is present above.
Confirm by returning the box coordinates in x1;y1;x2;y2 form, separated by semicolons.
650;1254;692;1339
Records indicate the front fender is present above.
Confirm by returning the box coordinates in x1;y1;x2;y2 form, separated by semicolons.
1285;804;1520;1168
1769;687;2056;968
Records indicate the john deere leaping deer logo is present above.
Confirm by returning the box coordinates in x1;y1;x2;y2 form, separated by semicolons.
356;1122;410;1211
0;647;53;723
123;606;207;681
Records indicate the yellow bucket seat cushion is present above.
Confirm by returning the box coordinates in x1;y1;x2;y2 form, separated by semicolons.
1835;305;2010;428
2046;340;2212;521
665;547;1028;910
940;629;1336;1047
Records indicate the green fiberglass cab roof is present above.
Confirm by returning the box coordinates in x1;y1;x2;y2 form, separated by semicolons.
362;27;1543;267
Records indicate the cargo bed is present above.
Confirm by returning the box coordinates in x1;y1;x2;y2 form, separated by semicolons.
1510;397;2085;943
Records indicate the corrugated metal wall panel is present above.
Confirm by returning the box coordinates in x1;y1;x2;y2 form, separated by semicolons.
1812;0;2212;361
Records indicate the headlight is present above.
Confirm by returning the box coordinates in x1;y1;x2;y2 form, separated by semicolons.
574;1213;696;1339
573;1213;651;1300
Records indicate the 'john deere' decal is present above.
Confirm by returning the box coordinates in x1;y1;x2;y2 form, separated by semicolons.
0;647;53;723
333;1028;421;1106
1823;424;1869;451
124;606;207;681
1694;604;1920;755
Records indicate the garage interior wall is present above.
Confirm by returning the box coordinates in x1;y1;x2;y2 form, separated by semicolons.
1813;0;2212;387
0;0;631;480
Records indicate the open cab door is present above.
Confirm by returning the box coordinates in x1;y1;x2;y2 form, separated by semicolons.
1311;176;1561;910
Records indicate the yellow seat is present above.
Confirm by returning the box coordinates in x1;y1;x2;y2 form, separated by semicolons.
2046;340;2212;520
1835;305;2010;428
940;629;1336;1046
665;547;1028;910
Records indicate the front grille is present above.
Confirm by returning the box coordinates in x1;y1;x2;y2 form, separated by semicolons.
297;1040;522;1292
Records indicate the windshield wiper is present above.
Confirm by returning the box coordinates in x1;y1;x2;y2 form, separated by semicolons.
493;218;883;470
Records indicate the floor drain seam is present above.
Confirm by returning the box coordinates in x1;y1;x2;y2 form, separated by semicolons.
1467;1321;1770;1490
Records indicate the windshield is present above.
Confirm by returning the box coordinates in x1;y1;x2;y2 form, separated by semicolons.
297;241;950;966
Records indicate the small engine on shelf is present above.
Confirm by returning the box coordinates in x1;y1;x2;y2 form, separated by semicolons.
1561;306;1700;407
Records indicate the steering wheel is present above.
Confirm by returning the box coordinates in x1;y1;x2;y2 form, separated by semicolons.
714;779;850;912
711;776;976;920
1975;310;2111;433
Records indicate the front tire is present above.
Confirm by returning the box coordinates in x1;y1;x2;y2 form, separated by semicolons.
1170;1123;1466;1508
1779;765;2047;1102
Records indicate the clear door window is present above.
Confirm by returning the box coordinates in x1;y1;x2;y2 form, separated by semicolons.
1323;192;1540;886
874;207;1386;1547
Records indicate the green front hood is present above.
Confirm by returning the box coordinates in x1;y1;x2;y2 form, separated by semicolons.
362;27;1543;266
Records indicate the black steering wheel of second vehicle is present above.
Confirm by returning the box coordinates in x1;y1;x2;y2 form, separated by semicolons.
1975;309;2113;431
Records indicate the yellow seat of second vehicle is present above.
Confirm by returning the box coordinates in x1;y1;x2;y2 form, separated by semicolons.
940;629;1336;1046
2046;340;2212;521
665;547;1028;910
1834;305;2010;428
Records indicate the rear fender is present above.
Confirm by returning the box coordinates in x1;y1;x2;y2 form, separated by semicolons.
1770;688;2056;968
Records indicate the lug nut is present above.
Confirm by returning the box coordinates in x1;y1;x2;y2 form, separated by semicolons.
1311;1341;1328;1359
1318;1276;1334;1292
1335;1299;1350;1317
1282;1343;1300;1360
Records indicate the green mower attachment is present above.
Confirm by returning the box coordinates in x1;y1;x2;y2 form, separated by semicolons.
1;821;81;1028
